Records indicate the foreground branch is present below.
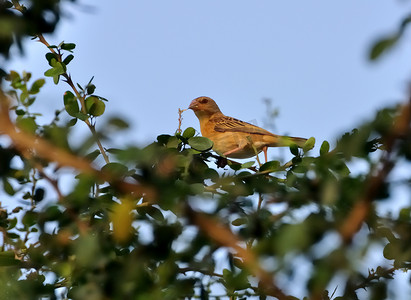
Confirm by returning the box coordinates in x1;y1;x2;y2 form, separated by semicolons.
339;87;411;243
0;90;154;200
187;206;290;300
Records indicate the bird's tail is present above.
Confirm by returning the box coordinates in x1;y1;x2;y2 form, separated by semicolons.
277;136;308;148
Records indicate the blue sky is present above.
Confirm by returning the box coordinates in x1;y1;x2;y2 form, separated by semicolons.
7;1;411;159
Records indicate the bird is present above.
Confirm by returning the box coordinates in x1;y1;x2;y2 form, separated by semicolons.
188;96;307;162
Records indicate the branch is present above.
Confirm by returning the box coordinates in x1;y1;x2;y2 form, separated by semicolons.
0;90;154;200
187;206;291;300
37;34;110;164
354;267;396;291
339;86;411;243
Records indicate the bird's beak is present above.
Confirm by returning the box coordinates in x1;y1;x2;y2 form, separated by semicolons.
188;100;197;110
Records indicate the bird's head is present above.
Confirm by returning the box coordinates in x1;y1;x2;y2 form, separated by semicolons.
188;96;221;117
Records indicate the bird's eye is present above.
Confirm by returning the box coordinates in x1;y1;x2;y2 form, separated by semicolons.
200;98;208;104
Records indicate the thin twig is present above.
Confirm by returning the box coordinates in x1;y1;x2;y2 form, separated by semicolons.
257;193;263;210
31;162;64;202
177;108;187;134
178;267;223;278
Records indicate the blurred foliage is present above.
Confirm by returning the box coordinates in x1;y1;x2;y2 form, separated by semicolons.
1;1;411;300
369;12;411;60
0;0;75;60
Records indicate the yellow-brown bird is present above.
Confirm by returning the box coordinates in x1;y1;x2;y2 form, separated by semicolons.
188;96;307;162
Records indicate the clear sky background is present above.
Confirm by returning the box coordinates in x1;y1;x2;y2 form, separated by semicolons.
7;0;411;158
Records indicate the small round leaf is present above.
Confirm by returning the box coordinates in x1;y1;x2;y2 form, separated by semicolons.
188;136;213;151
320;140;330;155
85;96;105;116
182;127;196;139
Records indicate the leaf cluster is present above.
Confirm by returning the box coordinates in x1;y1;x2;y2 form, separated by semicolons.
0;0;76;62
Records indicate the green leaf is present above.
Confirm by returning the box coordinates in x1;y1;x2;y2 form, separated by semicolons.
190;183;205;194
44;67;55;77
107;117;129;129
16;117;37;134
45;53;58;66
22;211;38;228
63;54;74;65
67;118;77;127
85;96;105;116
15;109;25;116
259;160;280;172
106;148;122;154
86;83;96;95
303;137;316;152
23;97;36;107
232;217;247;226
20;91;28;103
101;162;128;177
44;62;66;77
61;42;76;51
336;161;350;177
6;232;20;239
188;136;213;151
137;206;165;222
157;134;172;145
320;140;330;155
228;162;241;171
241;161;255;169
29;78;45;94
166;136;181;148
383;241;399;260
63;91;79;117
8;70;20;80
97;95;108;102
75;112;89;121
7;71;21;88
222;268;250;291
85;149;101;162
182;127;196;139
399;208;411;222
0;251;19;266
43;206;62;221
8;217;17;230
290;144;299;156
2;178;15;195
204;168;219;182
369;35;399;60
53;74;60;84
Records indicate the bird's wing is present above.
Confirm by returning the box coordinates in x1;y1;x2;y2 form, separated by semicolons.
211;116;275;136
